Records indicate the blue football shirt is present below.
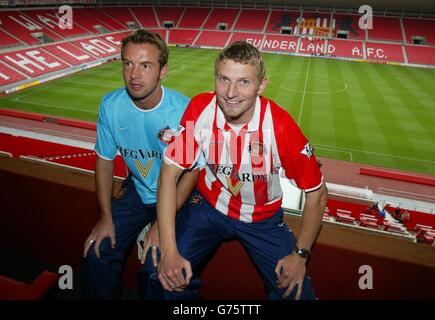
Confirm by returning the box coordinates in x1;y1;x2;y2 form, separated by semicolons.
95;86;190;204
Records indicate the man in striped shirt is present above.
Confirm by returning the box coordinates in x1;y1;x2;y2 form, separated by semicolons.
155;41;328;300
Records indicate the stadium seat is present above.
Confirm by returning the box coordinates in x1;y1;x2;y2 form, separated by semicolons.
0;271;59;300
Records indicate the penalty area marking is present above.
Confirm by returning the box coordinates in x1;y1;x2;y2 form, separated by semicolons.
313;144;353;162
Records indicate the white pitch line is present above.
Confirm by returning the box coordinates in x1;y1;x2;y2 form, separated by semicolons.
298;59;311;126
314;143;435;165
10;98;98;114
314;145;353;162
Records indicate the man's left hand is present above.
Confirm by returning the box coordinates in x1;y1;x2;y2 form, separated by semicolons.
275;253;306;300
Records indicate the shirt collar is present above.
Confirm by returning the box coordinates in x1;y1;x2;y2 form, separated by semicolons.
215;95;261;133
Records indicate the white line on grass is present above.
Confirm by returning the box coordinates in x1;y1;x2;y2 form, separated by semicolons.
297;59;311;126
314;145;353;162
314;143;435;165
10;98;98;114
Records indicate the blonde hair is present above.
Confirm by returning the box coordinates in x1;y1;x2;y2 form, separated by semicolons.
215;41;265;80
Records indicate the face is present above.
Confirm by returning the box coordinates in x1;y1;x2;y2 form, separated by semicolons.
122;42;167;109
215;59;266;125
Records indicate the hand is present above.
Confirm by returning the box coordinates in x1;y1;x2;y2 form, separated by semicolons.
157;251;192;292
83;218;116;258
140;222;160;266
275;252;306;300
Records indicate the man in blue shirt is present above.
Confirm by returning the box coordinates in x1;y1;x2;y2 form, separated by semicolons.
82;30;197;299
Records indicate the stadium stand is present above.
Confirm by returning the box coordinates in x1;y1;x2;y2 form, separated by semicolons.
403;18;435;46
70;8;118;34
0;47;70;77
154;6;184;28
298;38;326;55
365;42;405;62
333;13;366;40
299;11;332;37
42;42;98;65
262;34;298;53
130;7;159;28
99;7;141;29
168;29;200;46
0;10;63;45
266;10;300;34
70;34;121;58
327;39;364;59
0;28;22;48
368;17;404;42
0;61;27;86
406;45;435;65
178;7;211;28
203;8;239;30
0;271;59;300
230;32;263;48
194;30;231;47
83;8;127;31
233;9;269;32
21;9;90;38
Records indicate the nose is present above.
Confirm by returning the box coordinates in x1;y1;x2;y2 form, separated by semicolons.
130;65;141;80
226;82;238;99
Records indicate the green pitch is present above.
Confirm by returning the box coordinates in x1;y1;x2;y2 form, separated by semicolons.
1;47;434;175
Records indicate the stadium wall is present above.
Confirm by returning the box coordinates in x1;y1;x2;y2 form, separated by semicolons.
1;155;434;299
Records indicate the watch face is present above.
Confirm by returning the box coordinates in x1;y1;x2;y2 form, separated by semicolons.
295;247;311;259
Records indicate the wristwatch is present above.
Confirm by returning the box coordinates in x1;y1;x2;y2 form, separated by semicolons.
294;245;311;259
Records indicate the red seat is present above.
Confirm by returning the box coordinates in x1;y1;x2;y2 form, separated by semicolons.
0;271;59;300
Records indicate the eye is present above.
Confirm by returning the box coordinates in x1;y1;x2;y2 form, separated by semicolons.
123;61;131;67
217;76;229;84
240;79;250;86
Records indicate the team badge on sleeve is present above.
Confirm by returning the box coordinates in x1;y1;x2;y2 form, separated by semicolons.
157;125;185;144
300;143;313;159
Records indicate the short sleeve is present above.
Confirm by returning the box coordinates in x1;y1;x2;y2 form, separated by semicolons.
275;109;323;192
95;99;117;161
164;97;202;170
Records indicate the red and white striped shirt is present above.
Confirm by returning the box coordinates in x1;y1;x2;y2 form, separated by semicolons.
165;92;323;223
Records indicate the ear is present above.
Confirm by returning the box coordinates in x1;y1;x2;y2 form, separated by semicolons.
257;78;268;96
160;64;168;80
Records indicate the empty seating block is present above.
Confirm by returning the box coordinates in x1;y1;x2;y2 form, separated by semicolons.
178;7;211;28
100;7;139;29
42;42;97;65
229;32;263;48
262;34;298;53
298;12;332;37
131;7;159;28
0;48;69;77
0;29;21;48
404;18;435;46
0;11;63;45
298;38;327;55
234;9;268;32
155;6;184;27
368;17;403;42
72;8;118;34
203;8;239;30
365;42;404;62
84;8;126;31
333;14;366;40
0;61;27;86
266;10;300;34
0;271;58;300
71;36;120;59
168;29;200;46
195;31;230;47
406;45;435;65
22;9;89;38
327;39;364;59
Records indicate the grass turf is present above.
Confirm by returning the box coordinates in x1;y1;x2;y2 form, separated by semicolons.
0;47;434;175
